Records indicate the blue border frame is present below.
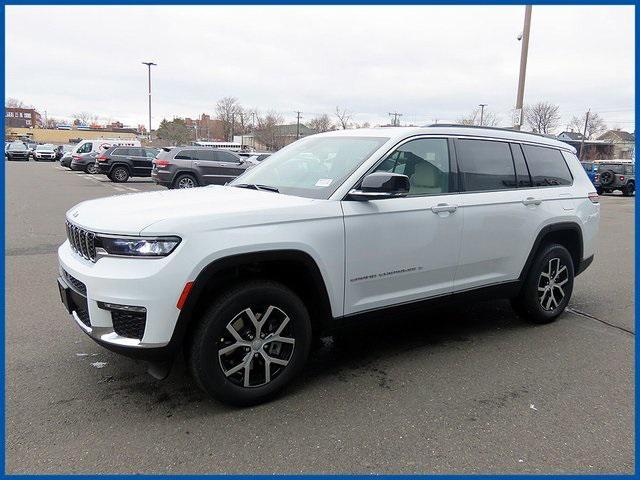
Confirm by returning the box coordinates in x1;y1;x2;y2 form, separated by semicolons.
1;2;636;477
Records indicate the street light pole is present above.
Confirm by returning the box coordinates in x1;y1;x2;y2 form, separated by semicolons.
479;104;487;126
514;5;532;130
142;61;157;141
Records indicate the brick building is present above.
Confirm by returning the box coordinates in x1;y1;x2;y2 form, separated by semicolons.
5;108;42;128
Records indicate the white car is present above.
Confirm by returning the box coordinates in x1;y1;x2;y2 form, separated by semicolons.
34;144;57;161
57;126;600;405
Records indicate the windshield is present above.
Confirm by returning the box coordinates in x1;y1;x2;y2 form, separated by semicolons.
8;142;27;151
230;136;389;199
36;144;54;151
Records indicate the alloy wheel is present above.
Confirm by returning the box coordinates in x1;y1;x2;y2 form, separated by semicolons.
537;257;568;311
113;168;127;181
217;305;295;388
178;177;195;188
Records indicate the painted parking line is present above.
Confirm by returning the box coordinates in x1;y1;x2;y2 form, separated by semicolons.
112;186;126;192
123;186;139;192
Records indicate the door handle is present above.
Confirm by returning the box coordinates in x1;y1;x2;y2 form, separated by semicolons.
522;197;542;206
193;161;199;165
431;203;458;214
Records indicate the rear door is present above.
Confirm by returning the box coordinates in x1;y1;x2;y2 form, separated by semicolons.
192;149;220;185
452;139;573;292
129;147;151;176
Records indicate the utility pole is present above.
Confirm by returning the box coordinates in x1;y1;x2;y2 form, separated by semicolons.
388;112;403;126
579;109;590;160
295;111;302;139
478;104;487;126
142;62;157;141
514;5;532;130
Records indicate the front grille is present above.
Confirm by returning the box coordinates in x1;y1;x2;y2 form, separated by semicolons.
111;310;146;340
65;220;97;261
75;305;91;327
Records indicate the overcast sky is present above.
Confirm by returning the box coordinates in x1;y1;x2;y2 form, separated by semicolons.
6;5;635;131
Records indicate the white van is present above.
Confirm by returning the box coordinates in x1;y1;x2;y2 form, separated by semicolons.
72;138;141;156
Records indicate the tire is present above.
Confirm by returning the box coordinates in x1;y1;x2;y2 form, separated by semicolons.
109;166;129;183
173;173;198;189
596;187;604;195
623;182;635;197
189;281;312;406
86;163;99;175
599;169;615;186
511;243;574;324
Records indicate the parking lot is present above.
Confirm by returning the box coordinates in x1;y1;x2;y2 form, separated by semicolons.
5;161;634;473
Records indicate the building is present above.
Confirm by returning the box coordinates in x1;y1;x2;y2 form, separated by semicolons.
557;131;585;142
5;127;137;145
597;129;635;159
184;114;226;141
237;124;317;151
5;108;42;128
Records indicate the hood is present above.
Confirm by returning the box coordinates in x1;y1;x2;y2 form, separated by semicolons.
66;185;319;235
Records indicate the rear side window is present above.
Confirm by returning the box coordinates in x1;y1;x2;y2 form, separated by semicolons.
112;148;127;156
522;145;572;186
175;149;196;160
215;151;240;163
457;139;516;191
194;150;216;161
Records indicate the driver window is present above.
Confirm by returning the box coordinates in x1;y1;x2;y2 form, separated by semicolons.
374;138;450;195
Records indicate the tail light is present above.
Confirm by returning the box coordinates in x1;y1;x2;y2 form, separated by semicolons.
154;159;171;167
72;154;81;160
620;176;625;181
588;192;599;204
96;155;108;162
594;174;599;181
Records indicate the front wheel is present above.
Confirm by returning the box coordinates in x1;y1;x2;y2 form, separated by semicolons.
512;243;574;324
189;281;312;406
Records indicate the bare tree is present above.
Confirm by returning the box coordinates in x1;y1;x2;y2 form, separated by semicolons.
524;102;561;134
568;112;607;139
215;97;243;140
44;117;59;129
73;112;99;126
5;97;31;108
254;111;285;151
308;114;334;133
457;107;499;127
334;106;352;129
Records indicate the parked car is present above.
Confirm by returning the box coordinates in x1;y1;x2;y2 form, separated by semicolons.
21;139;38;159
56;144;75;161
57;126;600;406
96;146;160;182
6;141;30;161
594;160;635;196
244;152;272;164
151;147;253;189
33;144;57;161
70;152;100;173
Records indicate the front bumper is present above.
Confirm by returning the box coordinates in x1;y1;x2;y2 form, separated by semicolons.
57;241;188;359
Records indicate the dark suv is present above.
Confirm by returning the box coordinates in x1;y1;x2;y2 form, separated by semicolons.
594;160;635;196
151;147;253;189
5;142;30;161
96;146;160;183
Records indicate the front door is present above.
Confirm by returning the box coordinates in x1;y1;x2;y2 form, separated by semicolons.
342;137;463;315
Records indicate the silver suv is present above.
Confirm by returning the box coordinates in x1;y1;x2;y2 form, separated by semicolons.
151;146;254;189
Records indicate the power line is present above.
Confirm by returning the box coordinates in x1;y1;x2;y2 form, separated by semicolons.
388;112;403;126
295;111;302;139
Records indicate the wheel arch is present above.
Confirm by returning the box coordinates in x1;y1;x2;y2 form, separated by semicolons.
518;222;583;282
172;170;200;187
169;249;334;353
108;162;132;175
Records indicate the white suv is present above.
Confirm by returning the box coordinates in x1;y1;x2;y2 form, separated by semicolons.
57;126;600;405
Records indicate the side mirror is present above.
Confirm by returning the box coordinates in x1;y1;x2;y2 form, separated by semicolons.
348;172;410;200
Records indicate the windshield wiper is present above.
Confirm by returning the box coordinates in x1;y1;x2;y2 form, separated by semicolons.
233;183;280;193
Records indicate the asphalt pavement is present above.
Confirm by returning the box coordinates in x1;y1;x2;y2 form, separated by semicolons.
5;162;634;473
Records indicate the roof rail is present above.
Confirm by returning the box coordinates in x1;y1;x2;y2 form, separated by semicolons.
424;123;556;140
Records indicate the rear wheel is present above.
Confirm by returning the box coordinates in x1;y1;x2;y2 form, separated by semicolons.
512;243;574;324
109;166;129;182
189;281;312;406
86;163;99;175
173;173;198;189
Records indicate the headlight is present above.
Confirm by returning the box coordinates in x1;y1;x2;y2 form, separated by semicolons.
96;236;181;257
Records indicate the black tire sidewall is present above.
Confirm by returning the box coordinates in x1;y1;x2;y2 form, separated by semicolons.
190;281;312;406
518;244;574;324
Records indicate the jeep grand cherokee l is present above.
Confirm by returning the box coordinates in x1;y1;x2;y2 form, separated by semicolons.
57;126;599;406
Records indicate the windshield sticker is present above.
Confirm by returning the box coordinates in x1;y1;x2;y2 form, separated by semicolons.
315;179;333;187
